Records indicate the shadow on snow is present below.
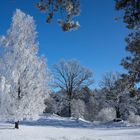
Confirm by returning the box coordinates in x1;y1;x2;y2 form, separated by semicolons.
0;124;14;130
19;117;140;129
20;118;95;129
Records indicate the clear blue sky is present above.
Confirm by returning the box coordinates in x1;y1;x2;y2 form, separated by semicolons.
0;0;129;87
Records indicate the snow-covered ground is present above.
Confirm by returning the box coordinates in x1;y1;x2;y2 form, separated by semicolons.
1;114;140;140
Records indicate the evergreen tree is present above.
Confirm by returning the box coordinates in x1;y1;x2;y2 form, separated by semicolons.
115;0;140;29
115;0;140;93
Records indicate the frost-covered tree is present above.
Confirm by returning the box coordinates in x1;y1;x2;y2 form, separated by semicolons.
0;9;51;128
100;72;136;120
53;59;93;117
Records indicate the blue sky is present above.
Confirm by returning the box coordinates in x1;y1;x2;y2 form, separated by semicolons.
0;0;129;87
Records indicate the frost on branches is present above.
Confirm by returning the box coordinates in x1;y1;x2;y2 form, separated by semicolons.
0;9;51;122
36;0;80;31
100;72;136;120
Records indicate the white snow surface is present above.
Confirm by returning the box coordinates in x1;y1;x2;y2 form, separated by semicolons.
0;114;140;140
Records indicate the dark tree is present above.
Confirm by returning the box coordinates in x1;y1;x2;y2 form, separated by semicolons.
15;121;19;129
115;0;140;92
115;0;140;29
121;32;140;91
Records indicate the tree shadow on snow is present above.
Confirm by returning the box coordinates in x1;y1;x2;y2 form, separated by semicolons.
20;118;95;129
19;117;140;130
0;124;14;130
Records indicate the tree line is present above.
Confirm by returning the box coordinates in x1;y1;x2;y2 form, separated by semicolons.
44;0;140;121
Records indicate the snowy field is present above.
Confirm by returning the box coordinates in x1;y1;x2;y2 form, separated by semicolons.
0;115;140;140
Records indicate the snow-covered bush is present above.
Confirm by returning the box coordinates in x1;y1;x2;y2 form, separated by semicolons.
71;99;86;119
128;112;140;123
97;108;116;122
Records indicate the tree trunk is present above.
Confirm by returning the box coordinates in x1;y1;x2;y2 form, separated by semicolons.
116;108;121;118
68;101;71;117
68;91;72;117
15;121;19;129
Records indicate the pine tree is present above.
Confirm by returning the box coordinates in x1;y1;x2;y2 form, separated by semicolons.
121;32;140;92
115;0;140;93
115;0;140;29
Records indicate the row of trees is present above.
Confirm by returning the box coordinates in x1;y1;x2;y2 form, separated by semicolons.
45;70;139;122
45;0;140;121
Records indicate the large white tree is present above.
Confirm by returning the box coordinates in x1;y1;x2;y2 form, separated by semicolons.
0;9;51;128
